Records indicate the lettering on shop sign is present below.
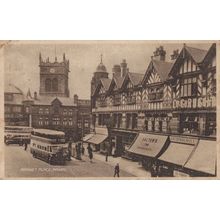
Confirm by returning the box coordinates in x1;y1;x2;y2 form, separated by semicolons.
173;96;216;109
170;136;198;145
139;138;158;149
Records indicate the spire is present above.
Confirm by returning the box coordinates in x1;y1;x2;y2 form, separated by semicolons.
100;54;103;64
39;52;42;63
55;45;57;61
26;88;32;99
63;53;66;61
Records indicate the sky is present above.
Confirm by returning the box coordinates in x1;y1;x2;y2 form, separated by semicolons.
4;41;213;99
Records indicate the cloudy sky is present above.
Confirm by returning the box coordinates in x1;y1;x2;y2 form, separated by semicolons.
4;41;212;99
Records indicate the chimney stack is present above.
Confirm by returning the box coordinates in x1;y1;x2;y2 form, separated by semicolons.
153;46;166;61
121;59;127;77
74;94;78;104
170;49;179;60
34;91;37;100
112;64;121;78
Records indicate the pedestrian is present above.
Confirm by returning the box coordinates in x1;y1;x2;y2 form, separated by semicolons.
68;140;72;161
105;150;108;162
89;151;93;163
114;163;120;177
77;142;82;160
81;145;85;155
87;143;92;155
24;140;28;151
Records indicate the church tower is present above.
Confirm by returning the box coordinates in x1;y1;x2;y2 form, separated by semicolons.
39;53;70;97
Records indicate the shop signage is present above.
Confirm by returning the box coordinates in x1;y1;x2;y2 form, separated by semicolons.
173;96;216;109
170;136;198;145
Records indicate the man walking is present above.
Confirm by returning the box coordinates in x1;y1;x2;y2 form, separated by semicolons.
24;140;28;151
114;163;120;177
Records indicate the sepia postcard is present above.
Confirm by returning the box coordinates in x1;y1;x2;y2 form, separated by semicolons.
0;40;218;179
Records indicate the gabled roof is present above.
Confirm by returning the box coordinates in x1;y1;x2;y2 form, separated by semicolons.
169;44;210;77
185;45;208;64
121;72;144;89
201;43;216;65
142;60;173;84
5;83;24;95
92;77;111;96
34;96;77;106
114;76;124;89
100;78;111;91
128;72;144;86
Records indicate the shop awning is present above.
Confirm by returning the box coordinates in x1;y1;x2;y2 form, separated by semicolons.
184;140;216;175
82;133;95;142
159;143;196;166
127;133;168;158
86;134;108;145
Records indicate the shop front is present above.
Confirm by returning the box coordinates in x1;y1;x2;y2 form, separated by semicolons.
157;135;199;177
127;133;169;172
111;130;137;157
85;126;109;152
184;139;216;177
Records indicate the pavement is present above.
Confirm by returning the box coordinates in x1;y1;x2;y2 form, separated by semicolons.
90;151;151;178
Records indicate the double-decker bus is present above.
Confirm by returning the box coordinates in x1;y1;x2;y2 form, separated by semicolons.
4;126;33;145
30;129;69;165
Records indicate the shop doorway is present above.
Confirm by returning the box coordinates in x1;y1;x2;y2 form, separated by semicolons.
115;135;123;156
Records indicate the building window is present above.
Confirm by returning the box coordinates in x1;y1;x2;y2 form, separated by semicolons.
5;106;11;113
84;120;89;128
69;118;73;126
63;109;68;115
206;113;216;136
69;109;73;116
5;94;13;101
45;118;49;125
181;114;199;135
45;108;49;114
149;87;163;100
39;117;43;126
132;113;138;129
39;108;43;114
13;106;22;112
45;78;52;92
180;77;197;97
52;78;58;92
117;114;122;128
211;73;216;95
63;118;68;126
52;117;60;125
126;114;131;129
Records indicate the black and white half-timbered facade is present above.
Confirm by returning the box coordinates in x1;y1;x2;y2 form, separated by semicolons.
90;43;216;177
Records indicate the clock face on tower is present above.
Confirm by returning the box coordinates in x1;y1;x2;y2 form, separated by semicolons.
50;68;55;73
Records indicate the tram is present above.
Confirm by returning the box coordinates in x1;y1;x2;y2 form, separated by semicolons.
4;126;32;145
30;129;69;165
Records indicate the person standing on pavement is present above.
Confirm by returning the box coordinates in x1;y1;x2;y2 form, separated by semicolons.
89;150;93;163
24;140;28;151
114;163;120;177
68;140;72;161
87;143;93;162
105;150;108;162
81;144;85;155
77;142;82;160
